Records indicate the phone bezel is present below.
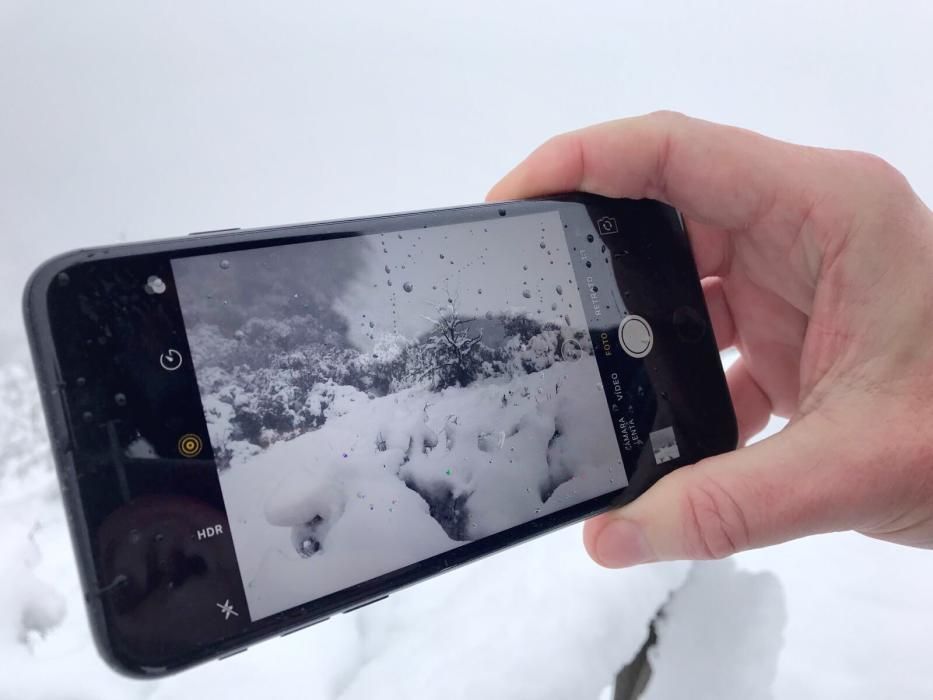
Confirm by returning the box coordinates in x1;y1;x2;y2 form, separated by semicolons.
23;194;738;676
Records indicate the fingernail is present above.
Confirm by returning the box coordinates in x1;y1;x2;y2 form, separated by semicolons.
595;519;654;568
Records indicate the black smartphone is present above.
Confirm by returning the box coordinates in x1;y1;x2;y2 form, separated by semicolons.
23;194;736;677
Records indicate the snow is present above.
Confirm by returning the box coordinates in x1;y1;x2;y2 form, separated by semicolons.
641;561;786;700
2;1;933;698
222;359;624;620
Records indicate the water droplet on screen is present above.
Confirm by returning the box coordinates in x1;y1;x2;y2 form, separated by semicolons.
585;260;592;268
369;321;375;328
76;377;86;387
384;265;390;274
114;393;127;406
522;289;532;299
477;288;482;294
485;311;493;320
387;280;393;287
539;242;546;249
219;259;230;270
587;234;595;242
402;282;413;293
551;303;557;311
498;208;506;216
591;285;598;293
56;273;70;287
555;285;563;295
440;253;445;259
522;265;528;271
82;411;93;423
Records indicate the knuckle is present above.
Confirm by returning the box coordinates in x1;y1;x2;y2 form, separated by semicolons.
647;109;687;126
681;474;751;560
844;151;911;195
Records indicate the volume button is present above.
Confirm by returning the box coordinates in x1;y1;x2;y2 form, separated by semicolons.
188;228;240;237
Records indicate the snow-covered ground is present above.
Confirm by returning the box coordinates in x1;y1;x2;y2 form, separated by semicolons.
221;360;624;619
3;1;933;698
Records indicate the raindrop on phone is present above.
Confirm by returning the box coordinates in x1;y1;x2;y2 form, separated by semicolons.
384;265;391;274
551;303;557;311
219;259;230;270
76;377;87;387
56;272;70;287
585;261;592;268
402;282;413;293
587;234;595;242
522;289;532;299
555;285;563;295
114;393;127;407
498;208;506;216
440;253;445;259
387;280;392;287
539;242;546;249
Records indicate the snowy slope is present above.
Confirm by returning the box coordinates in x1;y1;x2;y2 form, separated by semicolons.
220;359;625;619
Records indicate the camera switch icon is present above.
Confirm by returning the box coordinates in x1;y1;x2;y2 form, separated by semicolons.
596;216;619;235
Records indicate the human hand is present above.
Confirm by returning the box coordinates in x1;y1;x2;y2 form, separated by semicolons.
488;112;933;567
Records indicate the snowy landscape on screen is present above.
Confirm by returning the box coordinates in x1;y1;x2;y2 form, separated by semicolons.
173;214;627;618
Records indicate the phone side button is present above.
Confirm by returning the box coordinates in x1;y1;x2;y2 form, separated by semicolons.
188;228;240;237
343;595;388;614
280;617;330;637
219;647;248;661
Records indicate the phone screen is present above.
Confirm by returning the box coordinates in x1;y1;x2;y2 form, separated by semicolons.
170;211;652;621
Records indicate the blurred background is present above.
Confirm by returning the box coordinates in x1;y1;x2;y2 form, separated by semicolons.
2;2;932;698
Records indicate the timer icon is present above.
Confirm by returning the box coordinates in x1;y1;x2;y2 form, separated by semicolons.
159;348;183;371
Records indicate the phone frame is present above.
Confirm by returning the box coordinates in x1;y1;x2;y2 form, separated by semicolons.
23;194;737;677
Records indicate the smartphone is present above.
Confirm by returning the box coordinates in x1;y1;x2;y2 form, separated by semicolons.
23;194;736;677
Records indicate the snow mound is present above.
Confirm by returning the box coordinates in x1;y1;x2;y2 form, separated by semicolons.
225;359;625;619
642;560;786;700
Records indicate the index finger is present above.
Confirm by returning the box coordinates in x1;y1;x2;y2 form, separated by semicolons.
487;111;818;243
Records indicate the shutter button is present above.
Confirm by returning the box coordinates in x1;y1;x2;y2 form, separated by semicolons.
618;315;653;358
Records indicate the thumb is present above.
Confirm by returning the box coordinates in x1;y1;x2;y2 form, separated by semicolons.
584;417;850;567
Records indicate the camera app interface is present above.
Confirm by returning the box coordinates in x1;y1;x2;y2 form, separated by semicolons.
172;212;647;620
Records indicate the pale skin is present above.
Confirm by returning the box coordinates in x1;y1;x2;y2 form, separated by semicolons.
488;111;933;568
